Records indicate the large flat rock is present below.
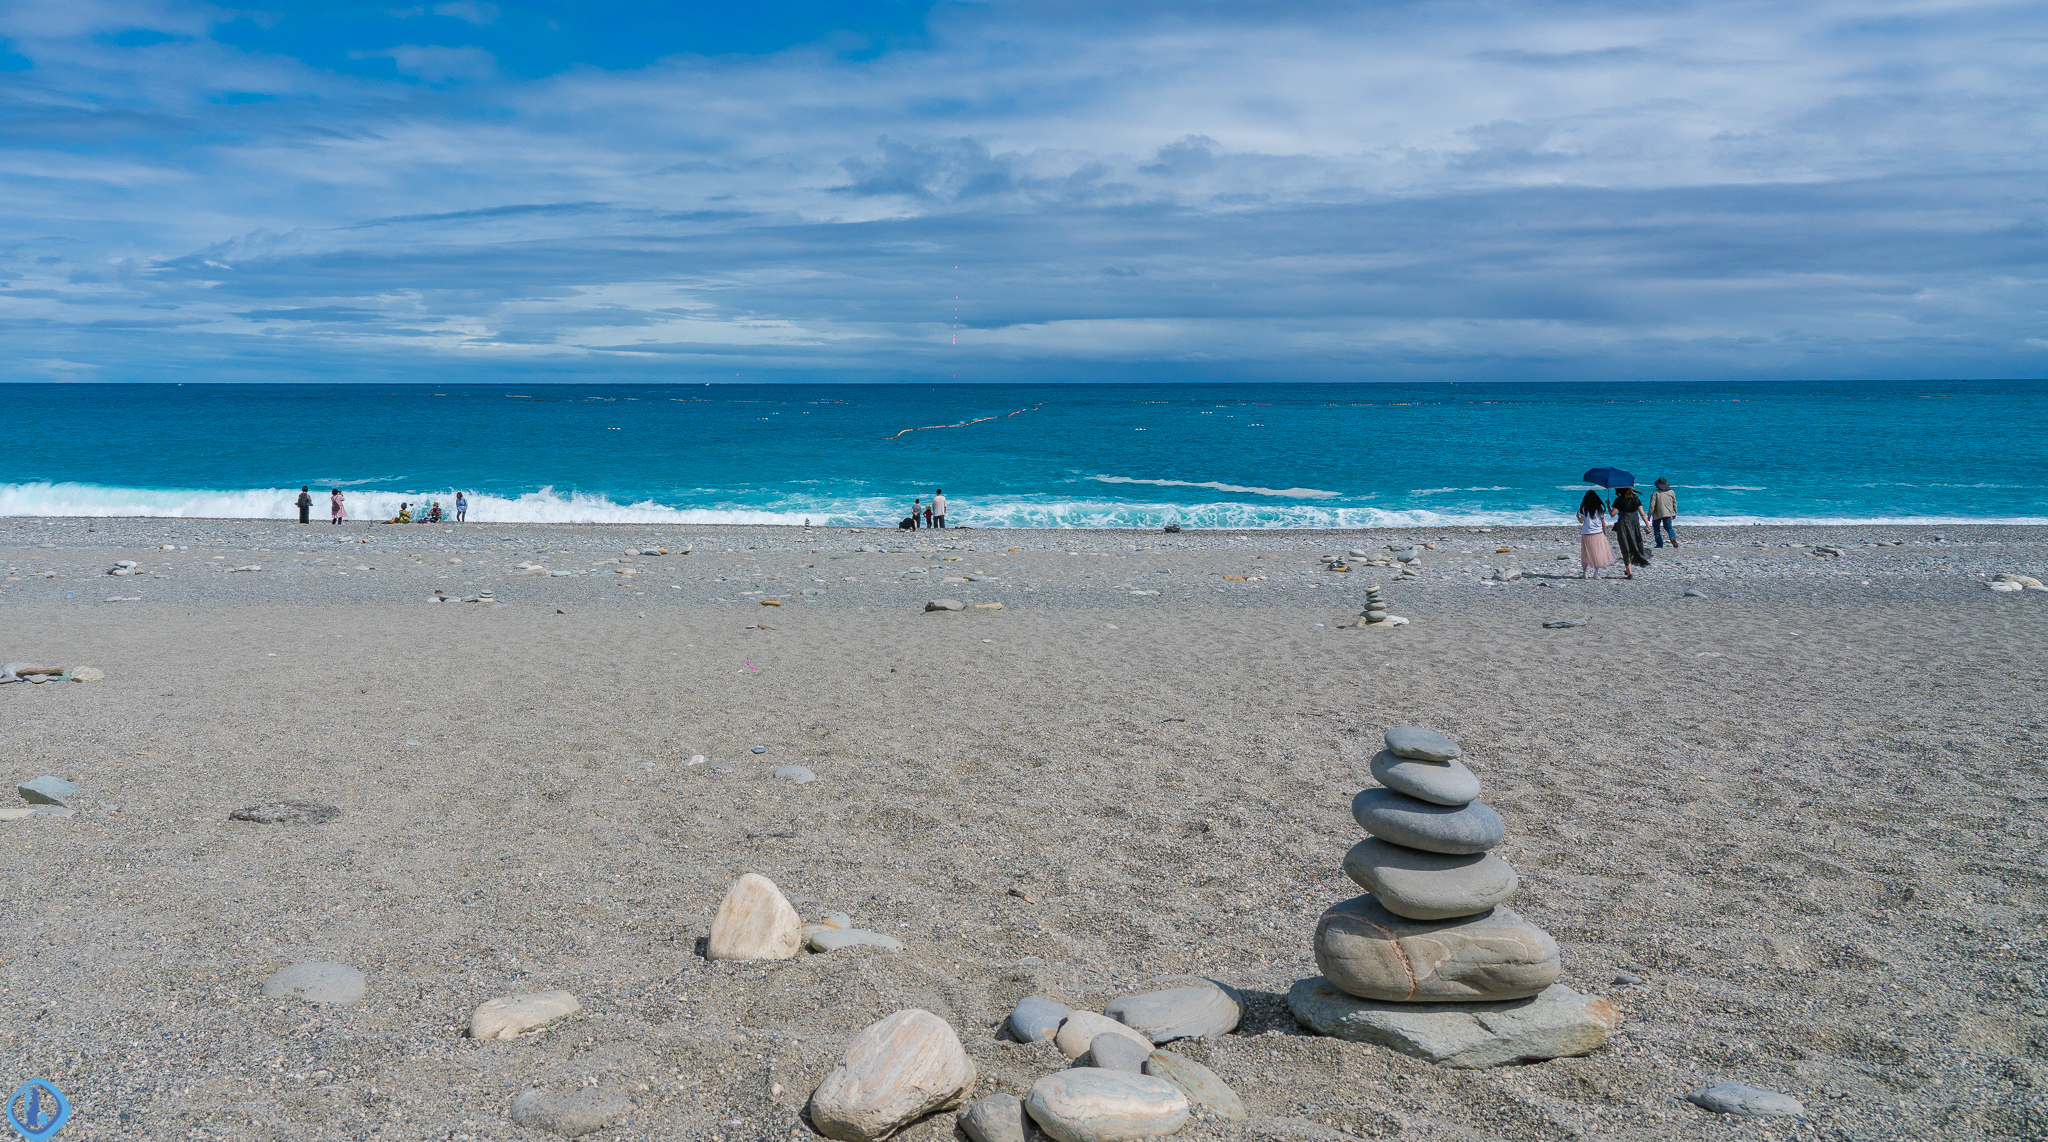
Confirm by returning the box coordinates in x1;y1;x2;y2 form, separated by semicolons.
1287;978;1620;1068
1313;895;1558;1002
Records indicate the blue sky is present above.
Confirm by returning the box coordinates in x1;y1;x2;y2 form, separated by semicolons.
2;0;2043;383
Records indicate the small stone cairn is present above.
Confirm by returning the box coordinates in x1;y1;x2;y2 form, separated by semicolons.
1288;726;1621;1067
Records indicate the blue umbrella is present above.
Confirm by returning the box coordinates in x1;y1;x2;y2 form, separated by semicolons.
1582;467;1634;489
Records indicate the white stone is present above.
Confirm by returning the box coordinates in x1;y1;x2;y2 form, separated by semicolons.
1053;1011;1153;1060
510;1088;630;1137
706;873;803;961
809;1009;976;1142
261;962;365;1006
808;928;905;953
470;990;581;1039
1025;1070;1189;1142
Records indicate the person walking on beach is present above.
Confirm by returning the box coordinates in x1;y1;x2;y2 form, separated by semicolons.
1649;478;1679;547
1612;486;1652;579
932;488;947;529
296;486;313;523
455;491;467;523
330;488;345;525
1576;490;1614;579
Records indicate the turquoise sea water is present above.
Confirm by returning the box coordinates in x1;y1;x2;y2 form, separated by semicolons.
2;380;2043;527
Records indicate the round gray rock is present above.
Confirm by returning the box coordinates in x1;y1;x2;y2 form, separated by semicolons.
1368;750;1480;806
1351;788;1503;854
1101;976;1242;1043
1342;838;1518;920
960;1092;1032;1142
1010;996;1072;1044
1384;726;1460;761
1087;1033;1150;1073
261;962;365;1006
510;1088;631;1138
1026;1069;1189;1142
1686;1082;1805;1118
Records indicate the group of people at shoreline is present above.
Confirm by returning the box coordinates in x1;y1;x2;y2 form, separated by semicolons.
1576;478;1678;579
298;487;469;525
902;488;948;529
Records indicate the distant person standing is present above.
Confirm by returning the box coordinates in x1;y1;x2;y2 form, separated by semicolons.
910;497;922;528
1612;486;1651;579
1576;490;1614;579
455;491;468;523
1649;478;1679;548
296;486;313;523
330;488;345;525
932;488;947;529
922;501;933;528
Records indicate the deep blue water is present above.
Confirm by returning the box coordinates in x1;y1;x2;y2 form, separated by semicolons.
3;380;2043;527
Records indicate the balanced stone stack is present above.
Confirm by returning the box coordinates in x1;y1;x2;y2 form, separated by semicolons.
1288;726;1621;1067
1360;585;1387;624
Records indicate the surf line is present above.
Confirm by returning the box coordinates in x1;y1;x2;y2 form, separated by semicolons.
887;402;1044;441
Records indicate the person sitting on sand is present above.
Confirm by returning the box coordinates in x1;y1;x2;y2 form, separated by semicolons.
1612;486;1652;579
1576;490;1614;579
428;502;443;523
396;502;412;524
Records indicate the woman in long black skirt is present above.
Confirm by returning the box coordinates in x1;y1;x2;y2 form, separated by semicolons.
1612;486;1652;579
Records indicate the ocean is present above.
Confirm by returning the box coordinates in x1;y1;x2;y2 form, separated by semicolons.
3;380;2043;528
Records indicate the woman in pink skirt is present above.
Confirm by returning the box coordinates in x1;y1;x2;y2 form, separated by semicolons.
1576;489;1614;578
329;488;346;525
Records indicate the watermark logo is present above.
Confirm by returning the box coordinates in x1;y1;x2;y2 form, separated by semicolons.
5;1081;69;1142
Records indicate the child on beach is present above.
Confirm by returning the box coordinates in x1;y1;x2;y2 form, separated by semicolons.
455;491;467;523
330;489;345;524
1576;490;1614;578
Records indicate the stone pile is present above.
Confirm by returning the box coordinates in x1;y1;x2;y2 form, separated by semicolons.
1354;585;1406;628
1288;727;1621;1067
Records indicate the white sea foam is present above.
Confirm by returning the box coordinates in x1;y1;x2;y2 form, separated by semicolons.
1089;476;1339;499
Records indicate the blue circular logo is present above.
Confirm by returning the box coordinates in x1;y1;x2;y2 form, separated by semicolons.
6;1081;70;1142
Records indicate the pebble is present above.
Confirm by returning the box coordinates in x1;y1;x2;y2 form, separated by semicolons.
1287;978;1619;1068
1612;973;1644;986
1053;1011;1153;1060
960;1092;1032;1142
1541;617;1588;628
229;801;341;825
1087;1033;1150;1073
1314;895;1559;1001
509;1087;630;1138
809;1009;976;1142
1685;1082;1805;1118
752;745;768;753
1368;750;1480;806
706;873;803;961
1683;588;1707;598
1384;727;1460;761
470;990;582;1039
1025;1069;1189;1142
17;776;83;806
261;962;365;1006
809;928;905;953
926;598;966;611
1342;838;1518;920
1351;788;1504;854
1101;976;1242;1042
773;764;816;783
1143;1050;1246;1122
1009;996;1072;1043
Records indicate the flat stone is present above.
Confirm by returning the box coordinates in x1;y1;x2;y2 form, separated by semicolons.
960;1092;1033;1142
1383;727;1460;761
926;598;966;611
229;801;340;825
706;873;803;961
1143;1051;1245;1122
18;776;83;806
809;1009;976;1142
1313;895;1559;1002
1025;1069;1189;1142
1287;978;1618;1068
0;807;37;822
773;765;816;783
1542;618;1588;629
809;928;905;953
509;1088;630;1137
261;962;365;1006
1054;1011;1152;1060
70;667;103;681
1686;1082;1805;1118
1009;996;1072;1043
1102;976;1242;1043
1351;789;1503;855
470;990;581;1039
1368;750;1480;807
1342;838;1518;920
1087;1033;1150;1073
1683;588;1707;598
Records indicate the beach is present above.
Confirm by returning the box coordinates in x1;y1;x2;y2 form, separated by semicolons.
3;518;2045;1141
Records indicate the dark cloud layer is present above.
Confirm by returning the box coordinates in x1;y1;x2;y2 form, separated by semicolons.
0;0;2043;382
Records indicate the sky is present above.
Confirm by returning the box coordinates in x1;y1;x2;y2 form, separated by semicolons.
2;0;2044;384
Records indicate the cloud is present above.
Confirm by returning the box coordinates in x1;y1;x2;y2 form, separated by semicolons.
0;0;2041;382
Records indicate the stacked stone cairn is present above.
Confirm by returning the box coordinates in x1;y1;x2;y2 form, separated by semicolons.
1287;726;1622;1068
1354;584;1405;627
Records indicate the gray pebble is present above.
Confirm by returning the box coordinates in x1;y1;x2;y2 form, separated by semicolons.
1010;996;1072;1043
1087;1032;1151;1073
1613;973;1644;985
1542;617;1589;629
1369;750;1480;806
510;1087;631;1137
807;928;905;953
1384;726;1460;761
1102;976;1242;1042
1685;1082;1805;1118
1351;788;1504;854
1683;588;1707;598
960;1092;1033;1142
772;765;815;783
229;801;340;825
261;962;365;1006
18;776;84;806
751;745;767;753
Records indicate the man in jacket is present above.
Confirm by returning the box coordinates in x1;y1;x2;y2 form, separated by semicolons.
1649;478;1678;548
